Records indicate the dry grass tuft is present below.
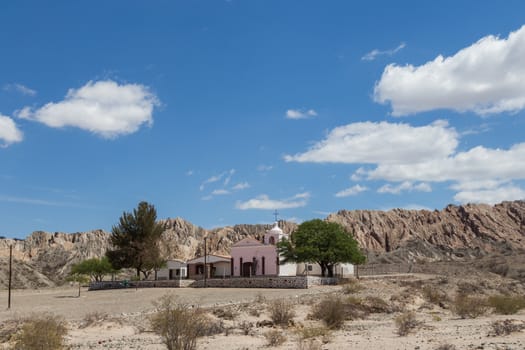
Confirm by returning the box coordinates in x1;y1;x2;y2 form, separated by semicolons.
487;294;525;315
452;293;487;319
394;311;420;336
264;329;287;347
488;319;525;336
268;298;296;328
11;313;68;350
150;294;211;350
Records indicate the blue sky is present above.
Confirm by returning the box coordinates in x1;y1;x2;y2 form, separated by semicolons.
1;1;525;238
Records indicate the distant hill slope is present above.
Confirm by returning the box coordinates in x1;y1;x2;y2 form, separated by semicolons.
327;200;525;263
0;201;523;288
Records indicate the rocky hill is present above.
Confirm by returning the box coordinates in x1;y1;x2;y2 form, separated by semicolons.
0;201;523;288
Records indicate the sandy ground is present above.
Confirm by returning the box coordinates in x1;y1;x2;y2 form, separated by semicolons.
1;274;525;350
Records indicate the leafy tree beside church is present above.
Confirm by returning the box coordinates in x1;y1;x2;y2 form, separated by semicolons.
106;201;165;279
277;219;365;277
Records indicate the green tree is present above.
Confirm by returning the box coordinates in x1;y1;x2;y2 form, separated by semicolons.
66;272;90;297
70;256;115;282
278;219;365;277
106;201;165;279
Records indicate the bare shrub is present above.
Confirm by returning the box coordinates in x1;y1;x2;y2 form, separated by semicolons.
434;344;456;350
422;285;448;305
264;329;286;347
311;295;346;329
297;339;323;350
268;299;295;327
457;282;483;294
11;313;68;350
238;321;253;336
150;294;208;350
213;307;239;320
341;279;363;294
487;294;525;315
296;326;331;340
395;311;419;336
452;293;487;319
254;292;267;304
488;319;525;336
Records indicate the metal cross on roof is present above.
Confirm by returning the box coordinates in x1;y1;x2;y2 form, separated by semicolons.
273;210;279;222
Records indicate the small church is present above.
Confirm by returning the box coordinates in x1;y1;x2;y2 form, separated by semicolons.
230;221;297;277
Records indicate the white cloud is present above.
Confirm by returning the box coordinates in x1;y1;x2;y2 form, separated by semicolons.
223;169;235;186
257;164;273;172
212;189;230;195
236;192;310;210
232;182;250;190
362;42;406;61
454;185;525;204
284;120;457;164
17;80;159;138
0;114;23;147
3;83;37;96
200;169;236;191
286;109;318;120
367;143;525;183
186;170;194;176
335;184;368;197
374;25;525;116
286;119;525;204
377;181;432;194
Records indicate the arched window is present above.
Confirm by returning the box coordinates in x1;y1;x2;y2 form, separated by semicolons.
269;236;275;245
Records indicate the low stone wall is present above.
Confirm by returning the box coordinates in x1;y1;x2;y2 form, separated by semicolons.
88;279;194;291
191;276;338;289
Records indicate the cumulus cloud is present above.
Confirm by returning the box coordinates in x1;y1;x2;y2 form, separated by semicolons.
284;120;457;164
236;192;310;210
0;114;23;147
374;25;525;116
3;83;37;96
286;119;525;204
286;109;318;119
17;80;159;138
335;184;368;197
454;185;525;204
377;181;432;194
362;42;406;61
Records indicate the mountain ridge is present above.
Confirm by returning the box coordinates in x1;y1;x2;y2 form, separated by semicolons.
0;200;523;288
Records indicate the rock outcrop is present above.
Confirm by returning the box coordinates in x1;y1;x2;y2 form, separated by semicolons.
327;200;525;262
0;201;524;288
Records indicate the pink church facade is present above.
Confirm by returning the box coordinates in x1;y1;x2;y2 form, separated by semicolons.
230;222;296;277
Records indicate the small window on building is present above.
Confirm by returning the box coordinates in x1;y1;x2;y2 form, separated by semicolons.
175;269;180;276
307;265;313;271
269;236;275;245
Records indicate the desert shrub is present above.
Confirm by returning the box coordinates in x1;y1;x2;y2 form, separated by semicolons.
394;311;419;336
212;307;239;320
267;299;295;327
264;329;286;347
150;294;208;350
422;285;448;305
254;292;267;304
200;317;225;336
452;293;487;319
238;321;253;336
296;326;331;340
457;282;483;294
488;319;525;336
434;344;456;350
297;339;322;350
487;294;525;315
11;313;68;350
311;295;346;329
341;279;363;294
